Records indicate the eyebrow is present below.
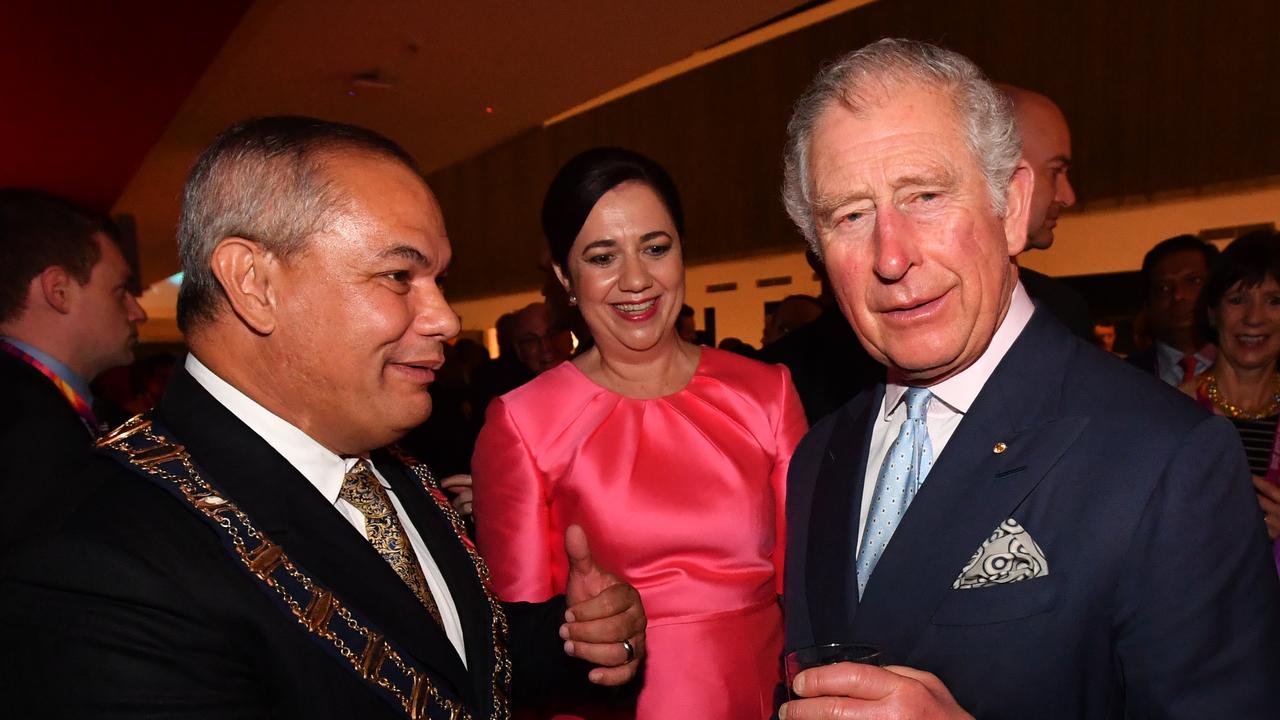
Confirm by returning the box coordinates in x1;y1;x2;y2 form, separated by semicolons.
379;244;430;265
895;169;957;190
579;231;672;255
812;190;870;221
811;169;956;220
580;239;616;255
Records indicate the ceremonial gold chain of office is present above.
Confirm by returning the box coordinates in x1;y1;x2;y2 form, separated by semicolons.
101;416;512;720
1205;373;1280;420
391;446;513;719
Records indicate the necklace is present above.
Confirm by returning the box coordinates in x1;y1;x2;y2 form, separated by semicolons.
1204;373;1280;420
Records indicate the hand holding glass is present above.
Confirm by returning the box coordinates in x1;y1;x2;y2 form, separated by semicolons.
784;643;883;699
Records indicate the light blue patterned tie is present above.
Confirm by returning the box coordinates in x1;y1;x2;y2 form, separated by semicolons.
856;387;934;597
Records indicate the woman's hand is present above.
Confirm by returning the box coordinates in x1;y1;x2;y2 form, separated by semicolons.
440;474;474;517
1252;475;1280;540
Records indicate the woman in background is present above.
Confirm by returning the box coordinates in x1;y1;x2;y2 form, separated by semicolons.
473;147;806;718
1182;230;1280;567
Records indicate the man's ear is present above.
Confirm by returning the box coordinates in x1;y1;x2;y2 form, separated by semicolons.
209;237;280;335
1002;160;1034;257
37;265;78;314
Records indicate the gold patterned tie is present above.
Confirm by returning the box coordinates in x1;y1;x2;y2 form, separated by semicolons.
339;460;444;628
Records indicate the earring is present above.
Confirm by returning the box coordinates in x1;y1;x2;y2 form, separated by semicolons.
568;294;578;306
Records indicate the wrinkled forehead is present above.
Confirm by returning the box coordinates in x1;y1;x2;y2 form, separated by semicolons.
809;85;971;185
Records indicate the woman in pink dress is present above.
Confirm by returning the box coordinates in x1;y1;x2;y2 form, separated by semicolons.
473;147;807;718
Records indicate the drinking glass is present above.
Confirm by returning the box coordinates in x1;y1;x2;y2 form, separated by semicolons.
784;642;883;699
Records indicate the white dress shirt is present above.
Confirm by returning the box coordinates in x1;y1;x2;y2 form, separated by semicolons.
1153;341;1216;387
857;283;1036;549
185;354;468;665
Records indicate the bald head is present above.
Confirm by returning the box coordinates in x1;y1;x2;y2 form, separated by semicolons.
511;302;572;374
1001;85;1075;250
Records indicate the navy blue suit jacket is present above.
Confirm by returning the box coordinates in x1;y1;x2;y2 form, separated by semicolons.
784;309;1280;718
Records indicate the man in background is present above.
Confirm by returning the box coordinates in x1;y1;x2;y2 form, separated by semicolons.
0;189;147;547
759;249;881;424
511;301;573;375
999;84;1093;340
1093;320;1120;355
1127;234;1219;385
762;294;824;347
676;303;698;343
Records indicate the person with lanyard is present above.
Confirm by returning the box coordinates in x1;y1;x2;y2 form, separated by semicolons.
1181;229;1280;574
0;189;147;549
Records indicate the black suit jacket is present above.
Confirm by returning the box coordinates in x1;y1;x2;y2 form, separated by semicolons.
758;309;883;425
784;309;1280;718
1126;344;1159;375
0;351;98;549
0;367;585;718
1017;266;1094;341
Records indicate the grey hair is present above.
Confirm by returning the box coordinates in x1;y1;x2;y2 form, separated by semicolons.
176;116;419;333
781;38;1022;255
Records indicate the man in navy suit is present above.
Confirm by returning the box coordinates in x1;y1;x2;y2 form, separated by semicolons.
777;39;1280;718
0;190;147;548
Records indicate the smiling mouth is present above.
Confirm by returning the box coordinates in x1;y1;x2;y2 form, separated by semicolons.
611;297;659;321
389;361;440;385
1236;334;1271;347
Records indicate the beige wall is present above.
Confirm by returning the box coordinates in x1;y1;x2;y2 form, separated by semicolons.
131;181;1280;349
452;181;1280;352
1022;183;1280;277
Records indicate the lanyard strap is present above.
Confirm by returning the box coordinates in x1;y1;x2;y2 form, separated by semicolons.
0;339;98;435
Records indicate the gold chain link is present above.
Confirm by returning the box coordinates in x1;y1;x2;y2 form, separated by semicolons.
99;417;490;720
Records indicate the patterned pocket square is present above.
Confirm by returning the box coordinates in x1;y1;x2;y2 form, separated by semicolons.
953;518;1049;590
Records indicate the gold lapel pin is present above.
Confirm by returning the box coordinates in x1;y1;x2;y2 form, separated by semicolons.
993;442;1008;454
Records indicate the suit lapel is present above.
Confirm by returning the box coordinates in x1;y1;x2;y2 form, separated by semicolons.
806;386;880;642
850;311;1089;663
375;453;496;715
156;368;475;703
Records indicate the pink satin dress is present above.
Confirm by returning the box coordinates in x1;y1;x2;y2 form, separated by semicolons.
473;347;807;719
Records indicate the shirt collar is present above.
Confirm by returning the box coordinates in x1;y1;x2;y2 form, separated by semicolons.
883;282;1035;420
1;336;94;406
1154;340;1217;366
184;353;357;504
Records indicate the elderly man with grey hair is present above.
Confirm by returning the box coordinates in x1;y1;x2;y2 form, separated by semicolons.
778;39;1279;719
